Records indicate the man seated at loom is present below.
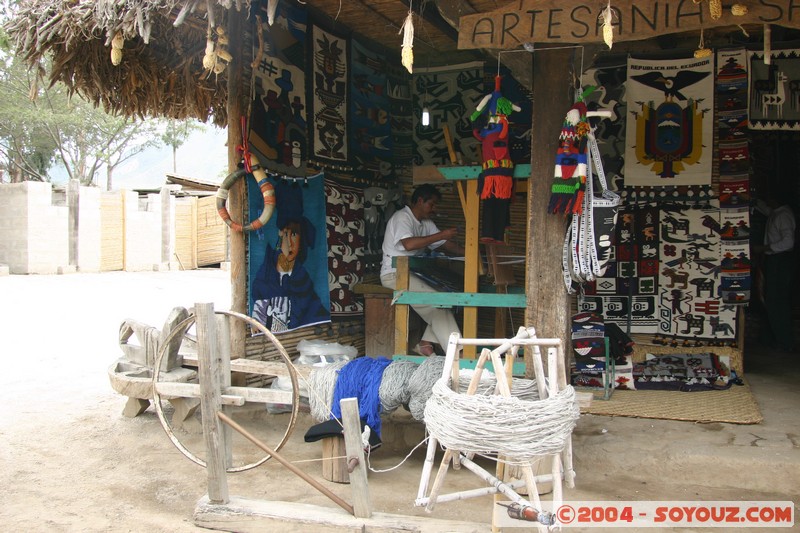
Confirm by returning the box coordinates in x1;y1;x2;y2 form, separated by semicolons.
380;184;465;356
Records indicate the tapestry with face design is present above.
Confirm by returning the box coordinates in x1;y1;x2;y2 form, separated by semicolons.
248;174;331;333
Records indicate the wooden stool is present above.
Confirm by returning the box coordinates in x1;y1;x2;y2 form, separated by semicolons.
321;436;349;484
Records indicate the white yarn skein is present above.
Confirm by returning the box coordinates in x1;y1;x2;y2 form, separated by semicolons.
424;378;580;461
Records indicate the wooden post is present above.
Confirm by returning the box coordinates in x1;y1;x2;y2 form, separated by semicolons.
394;256;410;355
227;9;247;362
526;48;573;375
462;179;479;358
196;302;230;504
340;398;371;518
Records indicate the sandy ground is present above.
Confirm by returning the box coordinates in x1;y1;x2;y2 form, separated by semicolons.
1;269;797;532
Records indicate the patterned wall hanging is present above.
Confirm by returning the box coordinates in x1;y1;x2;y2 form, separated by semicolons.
325;179;365;317
657;201;737;342
716;48;751;306
625;56;714;186
349;39;394;182
248;174;331;333
413;61;484;166
748;49;800;130
387;63;413;170
249;1;308;176
308;23;351;170
579;202;661;333
581;64;628;192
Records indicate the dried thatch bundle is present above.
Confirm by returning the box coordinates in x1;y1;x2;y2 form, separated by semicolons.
4;0;250;126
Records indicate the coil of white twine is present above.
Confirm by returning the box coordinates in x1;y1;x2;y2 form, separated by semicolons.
423;378;580;461
378;359;419;413
307;359;349;422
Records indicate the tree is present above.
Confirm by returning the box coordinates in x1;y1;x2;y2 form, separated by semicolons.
0;30;202;189
161;118;205;174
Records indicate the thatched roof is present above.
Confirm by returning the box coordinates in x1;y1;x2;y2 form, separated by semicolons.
5;0;237;126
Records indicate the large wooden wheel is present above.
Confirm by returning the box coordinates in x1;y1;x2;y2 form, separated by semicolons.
152;309;300;472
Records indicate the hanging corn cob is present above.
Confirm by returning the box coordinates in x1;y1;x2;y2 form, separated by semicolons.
399;10;414;74
599;0;615;49
709;0;722;20
111;32;124;66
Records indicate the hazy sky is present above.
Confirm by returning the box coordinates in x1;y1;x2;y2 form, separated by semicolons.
50;126;229;190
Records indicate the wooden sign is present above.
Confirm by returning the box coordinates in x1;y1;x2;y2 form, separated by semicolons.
458;0;800;49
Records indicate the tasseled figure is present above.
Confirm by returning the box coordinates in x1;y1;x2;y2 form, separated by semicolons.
548;100;590;215
471;75;521;243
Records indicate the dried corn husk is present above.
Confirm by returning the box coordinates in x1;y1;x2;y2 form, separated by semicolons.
110;32;124;66
709;0;722;19
731;4;748;16
600;1;615;49
399;11;414;73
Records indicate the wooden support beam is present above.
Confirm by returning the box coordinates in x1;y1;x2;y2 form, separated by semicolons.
340;398;371;518
196;302;229;504
526;48;573;379
227;9;247;363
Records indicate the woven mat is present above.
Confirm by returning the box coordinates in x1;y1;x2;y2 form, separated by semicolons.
579;379;763;424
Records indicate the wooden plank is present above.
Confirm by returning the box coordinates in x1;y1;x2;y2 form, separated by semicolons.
394;291;526;308
392;354;527;376
457;0;800;49
182;352;312;379
439;163;531;180
196;302;229;504
194;495;492;532
154;381;293;405
340;398;371;518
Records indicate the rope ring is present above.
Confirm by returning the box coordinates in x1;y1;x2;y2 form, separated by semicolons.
216;154;276;232
152;309;300;472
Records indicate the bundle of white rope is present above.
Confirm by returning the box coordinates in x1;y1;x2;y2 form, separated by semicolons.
307;359;349;422
424;377;580;461
405;356;446;420
459;370;541;401
378;359;419;413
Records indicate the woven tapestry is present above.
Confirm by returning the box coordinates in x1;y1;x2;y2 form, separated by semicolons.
581;64;628;191
579;203;661;333
248;173;331;333
326;179;364;317
386;61;413;170
349;39;394;182
249;1;308;176
717;48;752;306
414;62;484;166
657;202;737;341
308;23;350;170
625;56;714;186
748;49;800;130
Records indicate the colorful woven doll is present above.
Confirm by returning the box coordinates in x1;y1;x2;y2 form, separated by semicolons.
471;75;521;243
548;101;590;214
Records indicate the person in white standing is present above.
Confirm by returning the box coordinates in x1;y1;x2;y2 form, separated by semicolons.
380;184;464;356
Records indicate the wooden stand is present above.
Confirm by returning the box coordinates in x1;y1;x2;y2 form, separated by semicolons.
321;436;349;484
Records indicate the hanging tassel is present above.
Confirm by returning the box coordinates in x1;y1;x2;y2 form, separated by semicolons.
399;10;414;74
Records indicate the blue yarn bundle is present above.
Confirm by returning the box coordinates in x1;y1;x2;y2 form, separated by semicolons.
330;356;392;437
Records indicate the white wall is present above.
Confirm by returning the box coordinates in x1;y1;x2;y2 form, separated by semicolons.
0;182;178;275
77;185;102;272
123;191;163;271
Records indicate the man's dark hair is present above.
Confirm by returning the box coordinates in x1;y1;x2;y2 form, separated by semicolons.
411;184;442;205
